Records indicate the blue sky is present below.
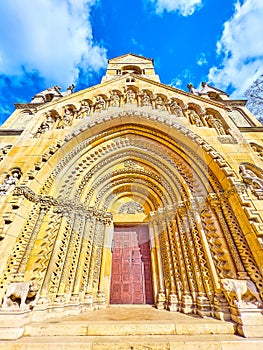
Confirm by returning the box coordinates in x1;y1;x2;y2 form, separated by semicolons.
0;0;262;124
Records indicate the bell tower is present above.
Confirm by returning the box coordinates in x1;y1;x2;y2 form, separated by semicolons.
101;53;160;82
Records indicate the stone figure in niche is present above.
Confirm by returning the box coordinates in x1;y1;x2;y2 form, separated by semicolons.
207;114;226;135
141;92;152;107
94;96;106;112
0;172;19;195
188;110;203;127
35;120;51;137
155;96;166;111
58;109;74;128
239;164;263;199
77;101;90;119
169;100;184;117
46;115;55;128
125;88;136;104
109;91;120;107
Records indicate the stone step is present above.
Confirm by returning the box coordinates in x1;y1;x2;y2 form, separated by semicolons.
24;319;235;337
1;335;263;350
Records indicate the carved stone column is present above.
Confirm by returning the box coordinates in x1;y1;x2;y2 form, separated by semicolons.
86;217;105;308
159;217;177;309
97;218;113;308
148;223;160;305
55;211;75;303
40;211;69;303
152;218;166;309
81;217;96;309
207;193;247;278
165;214;181;312
176;205;194;314
17;204;48;275
187;206;213;317
68;213;87;303
98;219;114;305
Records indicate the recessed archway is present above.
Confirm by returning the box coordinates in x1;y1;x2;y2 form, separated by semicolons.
1;112;263;322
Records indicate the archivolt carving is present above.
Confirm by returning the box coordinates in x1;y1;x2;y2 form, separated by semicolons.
103;185;159;211
31;111;235;200
64;135;192;205
83;164;177;207
92;176;168;209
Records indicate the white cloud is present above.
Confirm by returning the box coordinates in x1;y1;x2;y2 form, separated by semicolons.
208;0;263;98
147;0;202;16
170;69;196;89
197;53;208;66
0;0;107;87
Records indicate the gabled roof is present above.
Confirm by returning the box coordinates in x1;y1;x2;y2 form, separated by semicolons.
43;72;227;112
108;53;153;63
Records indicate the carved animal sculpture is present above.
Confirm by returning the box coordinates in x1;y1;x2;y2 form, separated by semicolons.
221;278;261;306
2;281;38;309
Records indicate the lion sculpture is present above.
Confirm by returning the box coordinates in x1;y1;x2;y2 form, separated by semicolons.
221;278;262;307
2;281;38;310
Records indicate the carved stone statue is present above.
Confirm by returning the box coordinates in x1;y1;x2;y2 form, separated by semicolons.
2;281;39;310
141;92;152;107
187;83;202;95
30;86;62;104
0;172;19;195
221;278;262;307
169;100;184;117
109;91;120;107
30;84;75;104
239;164;263;198
125;88;136;104
77;101;90;119
58;109;74;128
94;96;106;112
155;96;166;111
187;82;222;97
188;111;203;127
207;114;226;135
62;84;75;97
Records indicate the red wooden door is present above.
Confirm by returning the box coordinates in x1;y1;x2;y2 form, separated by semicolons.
110;225;153;304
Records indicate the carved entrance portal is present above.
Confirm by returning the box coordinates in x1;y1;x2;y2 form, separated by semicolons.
110;225;153;304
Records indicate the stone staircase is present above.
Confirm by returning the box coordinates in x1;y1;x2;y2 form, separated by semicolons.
1;305;263;349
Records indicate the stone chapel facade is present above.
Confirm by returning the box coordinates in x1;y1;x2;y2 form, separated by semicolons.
1;54;263;339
